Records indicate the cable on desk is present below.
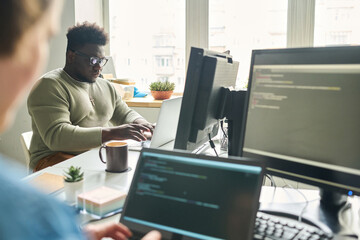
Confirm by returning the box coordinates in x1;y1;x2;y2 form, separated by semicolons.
265;174;276;187
208;133;218;157
220;120;228;139
219;120;228;153
270;175;277;188
262;174;277;201
281;178;309;223
269;175;278;201
263;175;267;186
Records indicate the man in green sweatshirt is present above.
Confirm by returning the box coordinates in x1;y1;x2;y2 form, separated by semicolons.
28;22;153;171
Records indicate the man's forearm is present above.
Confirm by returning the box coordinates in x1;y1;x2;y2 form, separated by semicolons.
101;127;112;143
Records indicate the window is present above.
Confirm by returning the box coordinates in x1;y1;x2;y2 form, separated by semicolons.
106;0;360;93
209;0;288;88
109;0;185;92
314;0;360;46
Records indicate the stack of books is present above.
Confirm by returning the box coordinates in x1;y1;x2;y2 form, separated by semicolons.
77;186;127;217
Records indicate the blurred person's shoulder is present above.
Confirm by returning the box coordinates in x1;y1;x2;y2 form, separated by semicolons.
0;154;85;239
0;154;56;205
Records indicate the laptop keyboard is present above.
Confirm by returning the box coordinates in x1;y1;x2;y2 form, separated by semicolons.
254;212;334;240
127;140;151;151
129;212;333;240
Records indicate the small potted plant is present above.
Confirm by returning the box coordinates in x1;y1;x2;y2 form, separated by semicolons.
149;80;175;100
63;166;84;204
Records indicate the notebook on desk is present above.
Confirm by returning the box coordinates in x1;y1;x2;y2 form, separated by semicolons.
128;97;182;151
120;148;264;240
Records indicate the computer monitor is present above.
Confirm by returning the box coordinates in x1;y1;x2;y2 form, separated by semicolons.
174;47;239;153
242;46;360;203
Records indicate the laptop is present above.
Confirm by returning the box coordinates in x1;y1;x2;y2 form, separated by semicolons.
120;148;264;240
128;97;182;151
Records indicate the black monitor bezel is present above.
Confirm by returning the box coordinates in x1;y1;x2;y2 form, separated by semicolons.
242;46;360;195
174;47;238;152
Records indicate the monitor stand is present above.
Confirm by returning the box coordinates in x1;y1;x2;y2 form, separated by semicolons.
319;189;348;210
216;88;247;157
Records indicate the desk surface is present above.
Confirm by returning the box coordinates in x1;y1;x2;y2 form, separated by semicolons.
25;148;360;237
25;148;141;226
26;148;140;198
125;96;163;108
124;95;182;108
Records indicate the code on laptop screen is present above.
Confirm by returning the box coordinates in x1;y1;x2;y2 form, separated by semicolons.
123;151;262;240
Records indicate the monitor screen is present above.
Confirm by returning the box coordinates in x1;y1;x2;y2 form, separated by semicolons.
174;47;239;152
242;46;360;195
121;148;264;240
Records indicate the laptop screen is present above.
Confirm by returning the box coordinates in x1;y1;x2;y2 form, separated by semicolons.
127;97;182;151
120;149;264;240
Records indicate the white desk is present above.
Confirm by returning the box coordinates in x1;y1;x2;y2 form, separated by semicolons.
25;148;360;236
25;148;141;225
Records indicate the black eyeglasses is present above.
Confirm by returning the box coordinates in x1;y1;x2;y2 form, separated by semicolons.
69;48;108;67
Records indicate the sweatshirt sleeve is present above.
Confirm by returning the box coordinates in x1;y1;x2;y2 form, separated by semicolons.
27;78;102;152
109;84;143;125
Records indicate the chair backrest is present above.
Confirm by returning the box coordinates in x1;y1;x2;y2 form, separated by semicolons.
20;131;33;171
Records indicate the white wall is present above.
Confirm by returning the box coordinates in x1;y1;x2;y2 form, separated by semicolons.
75;0;103;26
0;0;76;167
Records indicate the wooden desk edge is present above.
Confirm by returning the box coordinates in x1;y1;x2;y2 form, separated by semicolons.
125;95;182;108
125;99;162;108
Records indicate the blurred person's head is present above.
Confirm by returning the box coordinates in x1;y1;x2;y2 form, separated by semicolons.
0;0;63;132
64;22;108;83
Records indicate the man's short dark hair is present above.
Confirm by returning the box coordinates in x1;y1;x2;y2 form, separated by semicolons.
66;22;108;51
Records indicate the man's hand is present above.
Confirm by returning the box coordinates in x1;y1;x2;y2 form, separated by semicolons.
102;123;152;143
133;118;155;140
142;230;162;240
84;223;162;240
102;118;155;143
133;118;155;133
84;223;131;240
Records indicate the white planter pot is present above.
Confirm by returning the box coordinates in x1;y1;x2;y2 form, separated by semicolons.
64;180;84;204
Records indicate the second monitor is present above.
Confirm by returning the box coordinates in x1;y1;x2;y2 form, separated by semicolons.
174;47;239;153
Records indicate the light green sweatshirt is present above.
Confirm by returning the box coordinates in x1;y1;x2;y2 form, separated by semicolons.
27;68;141;169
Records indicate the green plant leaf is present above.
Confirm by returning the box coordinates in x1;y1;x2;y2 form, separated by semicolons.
149;80;175;91
63;166;84;182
